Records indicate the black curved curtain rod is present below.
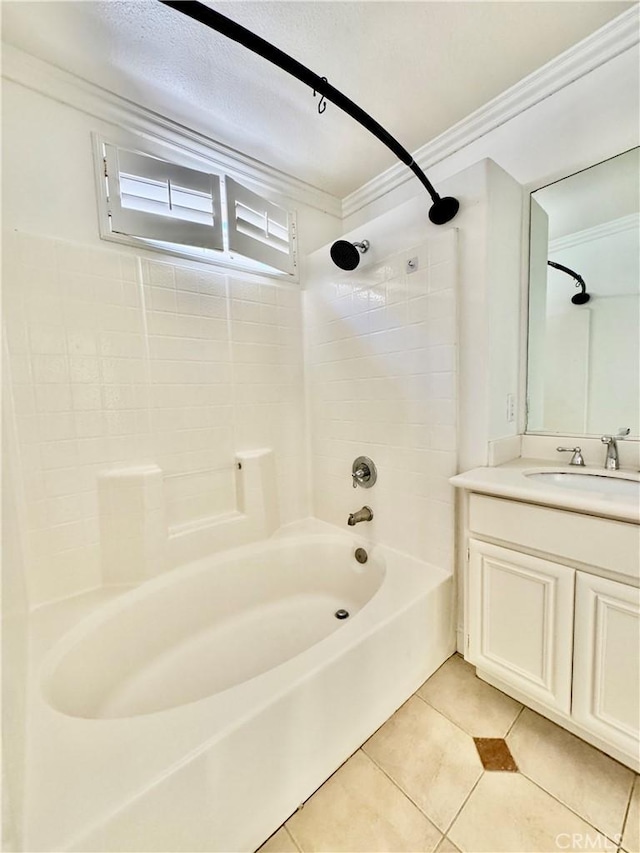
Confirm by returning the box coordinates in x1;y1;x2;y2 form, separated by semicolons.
159;0;460;225
547;260;586;292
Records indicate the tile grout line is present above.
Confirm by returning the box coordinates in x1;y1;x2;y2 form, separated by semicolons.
504;703;525;737
617;774;637;851
283;824;302;853
284;818;304;853
441;771;485;839
517;767;629;847
414;687;524;743
360;745;453;839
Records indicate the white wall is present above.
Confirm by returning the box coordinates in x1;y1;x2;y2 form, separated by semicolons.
342;41;638;456
2;230;311;606
1;79;342;608
306;224;457;570
1;74;341;264
344;44;639;230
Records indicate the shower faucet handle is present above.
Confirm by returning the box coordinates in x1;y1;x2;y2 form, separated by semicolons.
351;456;377;489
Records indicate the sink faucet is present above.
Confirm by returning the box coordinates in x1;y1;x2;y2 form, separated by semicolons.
347;506;373;526
601;428;630;470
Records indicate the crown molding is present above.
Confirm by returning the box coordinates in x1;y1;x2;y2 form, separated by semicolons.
1;43;342;219
343;6;640;220
549;212;640;252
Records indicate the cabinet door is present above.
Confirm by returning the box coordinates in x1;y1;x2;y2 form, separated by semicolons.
468;540;575;713
573;572;640;759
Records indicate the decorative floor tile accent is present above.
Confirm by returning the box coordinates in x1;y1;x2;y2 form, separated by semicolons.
473;737;518;771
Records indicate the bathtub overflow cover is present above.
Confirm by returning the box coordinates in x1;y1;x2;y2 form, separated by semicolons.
335;609;350;620
354;548;368;564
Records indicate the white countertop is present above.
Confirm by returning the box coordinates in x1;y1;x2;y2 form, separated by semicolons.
450;458;640;524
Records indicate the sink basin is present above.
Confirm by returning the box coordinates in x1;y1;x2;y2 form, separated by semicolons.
526;471;640;499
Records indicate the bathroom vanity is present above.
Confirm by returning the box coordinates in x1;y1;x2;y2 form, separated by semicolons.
451;460;640;772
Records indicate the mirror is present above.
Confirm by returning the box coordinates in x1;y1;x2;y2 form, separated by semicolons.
527;148;640;437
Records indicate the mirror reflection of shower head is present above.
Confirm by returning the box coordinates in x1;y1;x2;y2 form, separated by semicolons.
330;240;370;271
571;290;590;305
547;260;590;305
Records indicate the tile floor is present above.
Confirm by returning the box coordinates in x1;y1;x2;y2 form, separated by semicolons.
257;654;639;853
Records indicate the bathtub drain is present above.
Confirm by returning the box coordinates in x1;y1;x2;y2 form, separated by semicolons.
335;609;350;620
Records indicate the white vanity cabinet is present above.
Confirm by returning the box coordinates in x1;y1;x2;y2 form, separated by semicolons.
467;540;575;714
573;572;640;761
464;492;640;771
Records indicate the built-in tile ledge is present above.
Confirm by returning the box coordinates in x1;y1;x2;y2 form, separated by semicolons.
167;448;280;568
98;464;166;585
97;449;280;584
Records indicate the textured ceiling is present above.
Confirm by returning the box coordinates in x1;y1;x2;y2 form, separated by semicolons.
1;1;633;198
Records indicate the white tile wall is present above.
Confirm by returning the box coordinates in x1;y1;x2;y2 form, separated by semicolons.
3;231;307;606
305;231;458;568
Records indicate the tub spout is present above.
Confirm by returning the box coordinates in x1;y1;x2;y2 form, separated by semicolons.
348;506;373;526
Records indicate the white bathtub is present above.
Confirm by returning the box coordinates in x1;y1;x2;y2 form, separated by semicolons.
25;520;454;852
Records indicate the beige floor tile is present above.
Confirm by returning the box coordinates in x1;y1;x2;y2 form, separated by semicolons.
417;654;522;737
256;826;299;853
623;775;640;853
285;750;441;853
436;837;462;853
507;708;635;840
448;772;602;852
363;695;483;832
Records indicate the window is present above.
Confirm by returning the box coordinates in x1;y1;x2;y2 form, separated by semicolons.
98;139;297;278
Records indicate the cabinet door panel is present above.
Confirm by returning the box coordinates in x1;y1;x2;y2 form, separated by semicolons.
468;540;575;713
573;573;640;757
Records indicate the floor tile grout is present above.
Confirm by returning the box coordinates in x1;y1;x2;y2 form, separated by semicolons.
441;770;484;838
284;824;302;852
617;774;636;850
517;766;630;846
360;744;448;837
504;703;524;737
415;684;523;742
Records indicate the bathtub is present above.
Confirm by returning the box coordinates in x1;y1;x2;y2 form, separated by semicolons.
24;520;454;852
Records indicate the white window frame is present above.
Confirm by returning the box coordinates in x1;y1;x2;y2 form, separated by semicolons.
93;134;298;281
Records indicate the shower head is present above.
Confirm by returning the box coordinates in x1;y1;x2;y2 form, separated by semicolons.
547;260;590;306
571;291;591;305
429;196;460;225
330;239;370;271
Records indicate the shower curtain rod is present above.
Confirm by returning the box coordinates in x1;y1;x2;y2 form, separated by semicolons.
159;0;460;225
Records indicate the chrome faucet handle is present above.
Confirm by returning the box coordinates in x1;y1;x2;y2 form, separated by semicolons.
351;456;377;489
557;446;585;466
351;466;368;488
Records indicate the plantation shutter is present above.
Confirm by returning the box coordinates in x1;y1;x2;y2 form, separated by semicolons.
225;177;296;275
104;144;223;250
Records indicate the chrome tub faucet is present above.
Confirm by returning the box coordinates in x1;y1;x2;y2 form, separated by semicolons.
348;506;373;526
